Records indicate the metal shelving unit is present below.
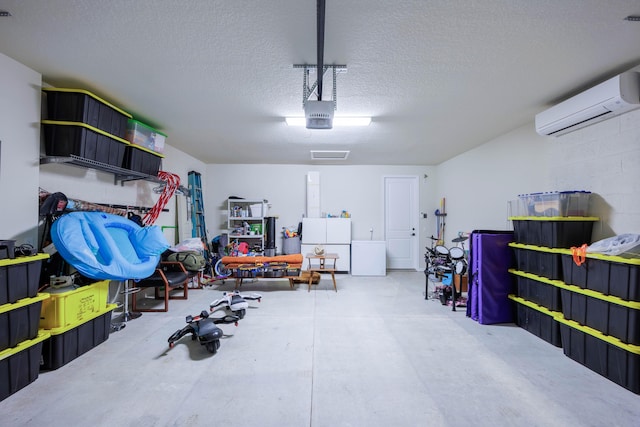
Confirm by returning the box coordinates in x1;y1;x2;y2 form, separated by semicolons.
227;199;266;253
40;155;160;185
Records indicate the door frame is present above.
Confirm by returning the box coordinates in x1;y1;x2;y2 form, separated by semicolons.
383;175;420;271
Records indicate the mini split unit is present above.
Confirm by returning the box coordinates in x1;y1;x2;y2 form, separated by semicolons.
535;71;640;136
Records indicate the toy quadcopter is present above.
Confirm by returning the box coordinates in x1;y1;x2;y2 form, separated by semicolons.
168;310;239;354
210;290;262;319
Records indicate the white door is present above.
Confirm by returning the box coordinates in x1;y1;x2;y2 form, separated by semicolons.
384;176;419;269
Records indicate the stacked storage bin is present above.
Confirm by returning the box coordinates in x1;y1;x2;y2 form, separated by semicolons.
0;254;50;402
39;280;116;370
41;88;133;168
124;119;165;176
508;191;597;348
556;249;640;394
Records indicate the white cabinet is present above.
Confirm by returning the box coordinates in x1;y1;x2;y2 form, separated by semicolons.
301;218;351;244
326;218;351;244
227;199;266;253
351;241;387;276
301;218;326;244
301;218;351;272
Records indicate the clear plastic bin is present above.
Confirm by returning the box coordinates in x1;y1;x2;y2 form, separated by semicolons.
518;191;591;217
125;119;166;153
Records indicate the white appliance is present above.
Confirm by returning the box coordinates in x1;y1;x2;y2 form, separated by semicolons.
301;218;351;272
535;71;640;137
351;241;386;276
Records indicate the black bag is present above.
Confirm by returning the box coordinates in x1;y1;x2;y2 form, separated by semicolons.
167;251;206;272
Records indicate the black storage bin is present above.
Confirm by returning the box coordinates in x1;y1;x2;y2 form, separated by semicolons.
0;240;15;260
0;331;49;402
540;219;595;248
560;252;640;302
40;305;115;370
122;145;163;176
513;273;562;311
43;88;131;139
0;254;48;306
512;220;540;246
560;288;640;345
510;295;562;347
558;318;640;394
511;243;563;280
43;121;128;167
510;217;597;247
0;294;47;352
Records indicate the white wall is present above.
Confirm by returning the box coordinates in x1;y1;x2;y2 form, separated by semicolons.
205;111;640;266
0;52;42;246
435;125;550;242
5;50;637;265
39;143;207;246
436;112;640;245
545;108;640;240
0;54;204;250
158;144;208;244
205;164;437;255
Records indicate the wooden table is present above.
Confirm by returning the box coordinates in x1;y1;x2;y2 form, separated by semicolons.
305;253;339;292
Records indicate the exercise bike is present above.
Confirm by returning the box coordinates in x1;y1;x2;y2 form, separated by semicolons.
210;290;262;319
168;310;239;354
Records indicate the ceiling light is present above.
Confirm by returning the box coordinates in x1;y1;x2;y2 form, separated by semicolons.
624;15;640;21
285;117;371;127
334;117;371;126
0;10;12;17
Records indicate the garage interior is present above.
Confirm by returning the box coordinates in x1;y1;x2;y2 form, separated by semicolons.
1;1;640;426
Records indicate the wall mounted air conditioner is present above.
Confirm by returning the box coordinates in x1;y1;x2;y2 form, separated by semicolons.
535;71;640;136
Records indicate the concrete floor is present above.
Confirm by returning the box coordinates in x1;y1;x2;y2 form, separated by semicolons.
2;271;639;426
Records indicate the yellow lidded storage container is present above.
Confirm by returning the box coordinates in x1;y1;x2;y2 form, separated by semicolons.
39;280;110;329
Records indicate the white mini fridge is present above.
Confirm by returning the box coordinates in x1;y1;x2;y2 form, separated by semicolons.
351;241;387;276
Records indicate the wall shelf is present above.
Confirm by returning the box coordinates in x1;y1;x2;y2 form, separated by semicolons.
40;155;160;185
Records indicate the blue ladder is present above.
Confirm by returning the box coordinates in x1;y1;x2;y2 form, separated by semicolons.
188;171;211;275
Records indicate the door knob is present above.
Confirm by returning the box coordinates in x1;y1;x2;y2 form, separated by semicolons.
411;233;415;236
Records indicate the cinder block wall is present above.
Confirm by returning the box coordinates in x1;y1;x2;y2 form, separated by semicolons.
547;108;640;239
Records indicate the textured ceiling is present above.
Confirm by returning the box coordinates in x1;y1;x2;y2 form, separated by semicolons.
1;1;639;165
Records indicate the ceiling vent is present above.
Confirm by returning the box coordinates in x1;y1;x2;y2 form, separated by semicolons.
310;150;350;160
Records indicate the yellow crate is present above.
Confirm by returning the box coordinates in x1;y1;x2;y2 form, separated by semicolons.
39;280;110;329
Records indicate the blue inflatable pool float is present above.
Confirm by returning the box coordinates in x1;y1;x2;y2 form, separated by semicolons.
51;211;170;280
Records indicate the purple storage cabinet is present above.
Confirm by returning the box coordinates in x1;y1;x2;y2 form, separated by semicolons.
467;230;515;324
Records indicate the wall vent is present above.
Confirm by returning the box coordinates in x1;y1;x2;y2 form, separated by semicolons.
310;150;350;160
